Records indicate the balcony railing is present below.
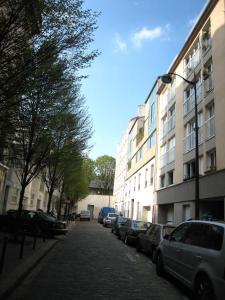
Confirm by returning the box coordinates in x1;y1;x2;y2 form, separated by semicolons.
184;125;203;153
202;38;212;54
167;114;175;132
204;75;213;95
184;48;200;77
160;152;167;168
205;115;215;139
168;147;175;163
183;84;202;116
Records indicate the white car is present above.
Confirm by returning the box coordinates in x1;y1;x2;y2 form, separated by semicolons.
103;213;118;227
156;220;225;300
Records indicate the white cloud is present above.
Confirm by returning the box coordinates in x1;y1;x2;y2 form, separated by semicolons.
187;15;198;28
114;34;128;53
131;25;169;48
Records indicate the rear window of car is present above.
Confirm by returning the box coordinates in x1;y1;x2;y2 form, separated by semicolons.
108;213;117;217
80;211;90;215
133;221;147;229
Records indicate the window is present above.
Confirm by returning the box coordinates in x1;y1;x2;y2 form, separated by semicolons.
161;115;167;138
171;223;191;243
160;144;167;167
184;160;196;180
134;177;136;191
202;23;211;53
206;149;216;171
204;60;213;94
168;105;175;132
136;147;143;162
150;164;154;185
183;223;223;251
136;202;140;220
206;102;215;139
168;136;175;163
138;173;141;190
160;174;165;188
144;169;148;188
168;170;174;185
147;130;156;149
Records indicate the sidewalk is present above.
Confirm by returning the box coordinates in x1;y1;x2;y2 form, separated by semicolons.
0;222;75;300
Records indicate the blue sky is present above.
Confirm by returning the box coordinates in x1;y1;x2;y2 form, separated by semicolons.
82;0;207;160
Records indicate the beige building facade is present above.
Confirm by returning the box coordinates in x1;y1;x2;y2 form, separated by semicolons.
156;0;225;225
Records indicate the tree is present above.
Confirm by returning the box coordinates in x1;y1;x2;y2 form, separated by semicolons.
43;107;92;213
95;155;116;194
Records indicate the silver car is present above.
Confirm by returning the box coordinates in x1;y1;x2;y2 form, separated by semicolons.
103;213;118;227
156;220;225;300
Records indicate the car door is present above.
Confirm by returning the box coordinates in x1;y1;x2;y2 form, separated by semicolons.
120;219;130;240
140;224;154;251
180;223;224;285
163;222;191;278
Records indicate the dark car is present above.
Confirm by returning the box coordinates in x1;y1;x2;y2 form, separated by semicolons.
136;223;175;262
0;210;68;237
118;219;149;245
111;216;127;235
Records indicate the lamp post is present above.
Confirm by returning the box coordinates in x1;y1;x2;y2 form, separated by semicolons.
159;72;199;219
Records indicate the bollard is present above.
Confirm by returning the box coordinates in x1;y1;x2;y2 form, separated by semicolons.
33;235;37;250
19;234;25;259
0;236;8;274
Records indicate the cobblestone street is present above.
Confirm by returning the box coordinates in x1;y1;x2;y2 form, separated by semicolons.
8;221;191;300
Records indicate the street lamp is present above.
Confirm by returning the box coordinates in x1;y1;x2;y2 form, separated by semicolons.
159;72;199;219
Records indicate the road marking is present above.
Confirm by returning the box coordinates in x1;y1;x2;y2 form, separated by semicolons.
126;253;136;262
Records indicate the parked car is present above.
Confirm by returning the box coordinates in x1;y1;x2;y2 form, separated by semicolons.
111;216;127;235
118;219;149;245
98;207;116;224
79;210;91;221
155;220;225;300
0;210;68;237
103;213;118;227
136;223;175;262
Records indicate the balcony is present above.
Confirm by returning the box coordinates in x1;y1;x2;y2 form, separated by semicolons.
205;115;215;140
204;75;213;96
167;147;175;164
183;84;202;116
184;48;200;78
184;125;203;153
160;153;167;168
202;38;212;54
167;114;175;132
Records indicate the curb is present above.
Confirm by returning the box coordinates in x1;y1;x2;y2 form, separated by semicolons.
0;238;59;300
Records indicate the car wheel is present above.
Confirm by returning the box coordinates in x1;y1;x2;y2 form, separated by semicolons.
156;252;164;277
111;228;114;233
195;274;215;300
124;234;129;245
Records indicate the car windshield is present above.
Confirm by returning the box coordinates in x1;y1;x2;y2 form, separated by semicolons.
132;221;147;229
108;213;117;217
38;212;56;222
80;211;90;215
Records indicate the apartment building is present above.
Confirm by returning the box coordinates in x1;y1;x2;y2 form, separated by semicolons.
114;119;136;213
156;0;225;225
114;83;158;222
2;169;60;214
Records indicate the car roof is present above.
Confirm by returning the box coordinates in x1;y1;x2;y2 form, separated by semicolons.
182;220;225;228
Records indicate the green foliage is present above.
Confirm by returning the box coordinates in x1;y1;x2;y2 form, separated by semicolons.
95;155;116;192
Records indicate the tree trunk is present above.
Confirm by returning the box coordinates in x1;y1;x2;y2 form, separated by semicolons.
47;187;54;213
18;184;26;213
